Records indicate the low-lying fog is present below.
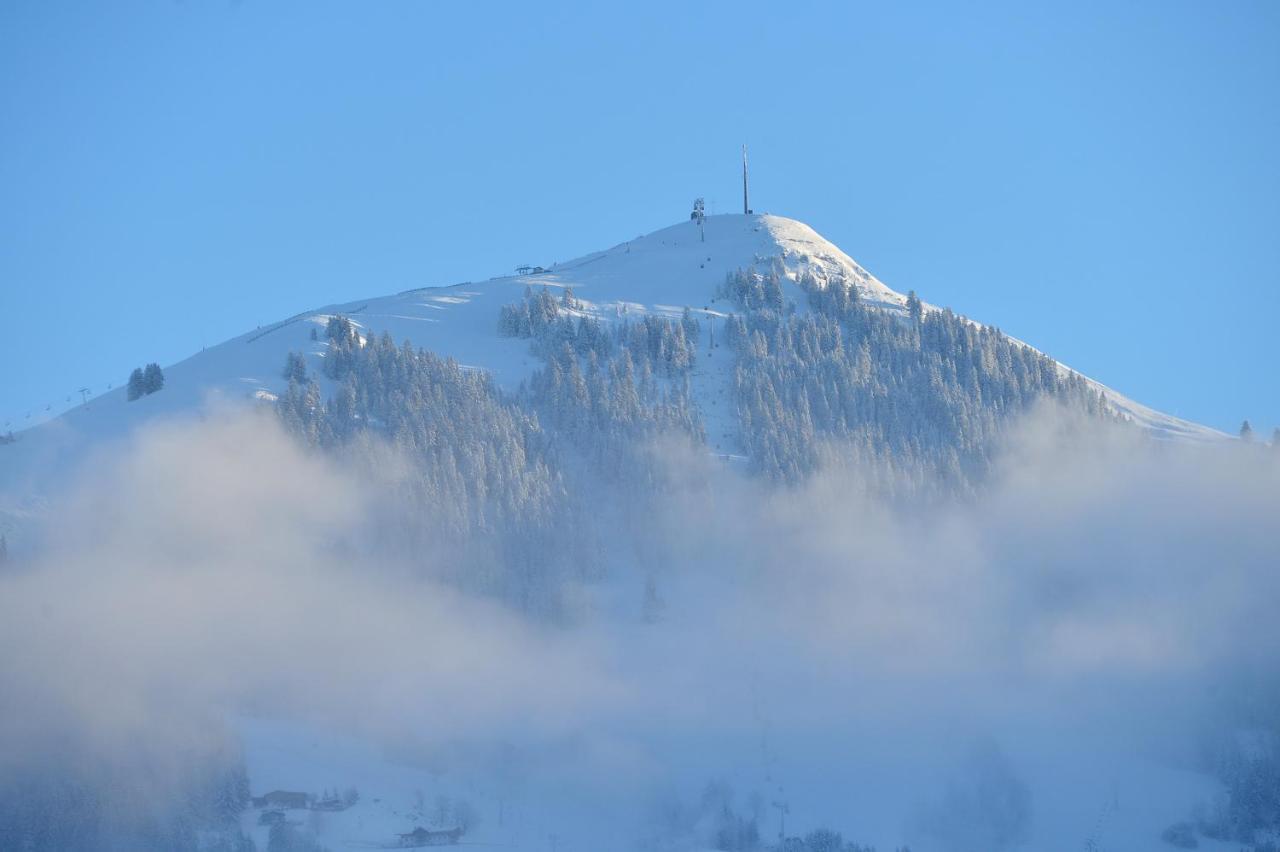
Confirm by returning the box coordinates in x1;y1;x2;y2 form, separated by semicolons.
2;405;1277;850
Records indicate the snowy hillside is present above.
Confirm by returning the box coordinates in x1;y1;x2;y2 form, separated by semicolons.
0;213;1225;504
2;213;1273;852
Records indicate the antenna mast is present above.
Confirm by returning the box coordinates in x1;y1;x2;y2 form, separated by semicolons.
742;144;750;215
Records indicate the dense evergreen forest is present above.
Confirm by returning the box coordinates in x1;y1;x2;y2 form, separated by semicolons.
275;307;703;612
274;273;1117;602
0;746;252;852
718;267;1109;492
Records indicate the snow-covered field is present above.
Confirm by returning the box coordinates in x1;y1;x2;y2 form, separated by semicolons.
230;714;1239;852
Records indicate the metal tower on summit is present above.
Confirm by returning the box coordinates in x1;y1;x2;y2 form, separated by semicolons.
742;144;753;215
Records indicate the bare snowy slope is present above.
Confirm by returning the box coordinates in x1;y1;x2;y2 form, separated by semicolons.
0;213;1223;506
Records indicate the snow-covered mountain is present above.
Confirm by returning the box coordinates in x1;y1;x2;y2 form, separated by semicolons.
1;214;1265;852
0;213;1224;501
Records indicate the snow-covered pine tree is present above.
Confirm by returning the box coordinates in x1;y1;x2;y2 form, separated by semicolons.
906;290;923;323
282;352;307;384
127;367;145;401
682;306;700;345
142;363;164;395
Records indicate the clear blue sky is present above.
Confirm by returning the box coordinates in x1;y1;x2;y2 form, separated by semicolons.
2;1;1277;435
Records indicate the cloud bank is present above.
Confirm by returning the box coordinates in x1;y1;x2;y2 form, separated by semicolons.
1;403;1277;849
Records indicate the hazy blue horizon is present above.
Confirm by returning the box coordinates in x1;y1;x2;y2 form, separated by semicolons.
3;1;1277;435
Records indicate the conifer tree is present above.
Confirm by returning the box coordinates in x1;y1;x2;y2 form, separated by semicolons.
682;306;700;345
148;365;166;393
142;363;164;394
282;352;308;384
127;367;145;401
906;290;923;323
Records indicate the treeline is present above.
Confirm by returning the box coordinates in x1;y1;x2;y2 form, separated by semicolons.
500;285;701;378
649;779;894;852
0;751;251;852
524;343;702;482
275;298;707;611
502;286;703;478
717;268;1109;491
1195;733;1280;845
277;319;569;609
776;832;886;852
504;289;709;611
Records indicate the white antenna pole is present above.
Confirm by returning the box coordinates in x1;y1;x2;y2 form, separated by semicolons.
742;144;750;215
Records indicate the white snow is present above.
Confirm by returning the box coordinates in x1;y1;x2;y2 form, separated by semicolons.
227;713;1237;852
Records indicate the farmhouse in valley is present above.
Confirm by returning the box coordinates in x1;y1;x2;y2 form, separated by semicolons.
397;825;464;847
251;790;309;810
